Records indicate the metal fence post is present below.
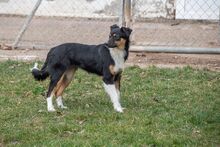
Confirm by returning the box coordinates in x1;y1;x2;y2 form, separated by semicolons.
119;0;131;27
13;0;42;48
124;0;131;27
119;0;125;27
219;5;220;46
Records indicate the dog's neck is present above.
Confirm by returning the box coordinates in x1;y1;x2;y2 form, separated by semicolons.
105;39;130;61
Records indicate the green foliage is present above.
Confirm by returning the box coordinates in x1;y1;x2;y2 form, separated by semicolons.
0;61;219;146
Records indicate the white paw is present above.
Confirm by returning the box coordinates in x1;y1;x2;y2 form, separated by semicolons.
48;107;56;112
59;105;68;109
56;97;67;109
114;106;124;113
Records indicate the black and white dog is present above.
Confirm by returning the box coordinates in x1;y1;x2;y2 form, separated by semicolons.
31;24;132;113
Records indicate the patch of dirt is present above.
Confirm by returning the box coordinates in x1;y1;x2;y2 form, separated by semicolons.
127;52;220;71
0;16;219;71
0;48;220;71
0;16;219;48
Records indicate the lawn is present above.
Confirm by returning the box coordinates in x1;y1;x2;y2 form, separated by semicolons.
0;61;219;146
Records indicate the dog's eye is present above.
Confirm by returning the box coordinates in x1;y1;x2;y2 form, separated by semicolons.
114;34;121;40
110;33;120;40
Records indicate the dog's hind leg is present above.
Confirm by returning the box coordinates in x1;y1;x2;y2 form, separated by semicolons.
55;67;77;109
46;70;65;112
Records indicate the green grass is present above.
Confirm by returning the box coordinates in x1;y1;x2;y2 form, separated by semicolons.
0;60;219;146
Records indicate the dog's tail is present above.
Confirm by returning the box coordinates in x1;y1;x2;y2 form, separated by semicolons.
31;61;49;81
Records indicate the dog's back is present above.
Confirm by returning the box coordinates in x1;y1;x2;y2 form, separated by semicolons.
46;43;111;75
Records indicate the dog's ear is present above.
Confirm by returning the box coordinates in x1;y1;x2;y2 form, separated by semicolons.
121;27;132;37
110;24;120;31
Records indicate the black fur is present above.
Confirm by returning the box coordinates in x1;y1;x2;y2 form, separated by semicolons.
32;24;132;98
32;60;49;81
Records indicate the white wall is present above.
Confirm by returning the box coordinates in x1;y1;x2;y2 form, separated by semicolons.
0;0;170;18
133;0;175;19
0;0;219;20
0;0;119;18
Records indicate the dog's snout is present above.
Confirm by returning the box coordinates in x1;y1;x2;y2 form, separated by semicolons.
107;38;116;48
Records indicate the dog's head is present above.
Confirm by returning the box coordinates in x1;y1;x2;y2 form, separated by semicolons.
107;24;132;49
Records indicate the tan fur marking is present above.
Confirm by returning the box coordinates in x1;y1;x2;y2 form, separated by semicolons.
115;74;121;91
54;67;77;97
116;38;126;50
54;74;65;95
109;64;116;75
115;80;120;91
55;81;68;97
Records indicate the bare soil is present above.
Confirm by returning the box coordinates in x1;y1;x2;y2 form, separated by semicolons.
0;16;219;48
0;16;220;71
0;48;220;71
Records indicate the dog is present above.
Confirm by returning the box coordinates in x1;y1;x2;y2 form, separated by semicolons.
31;24;132;113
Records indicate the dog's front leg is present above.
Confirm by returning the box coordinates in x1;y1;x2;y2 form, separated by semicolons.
103;83;123;113
114;74;121;96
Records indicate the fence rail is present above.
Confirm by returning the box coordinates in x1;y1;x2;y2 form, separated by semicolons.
0;0;219;51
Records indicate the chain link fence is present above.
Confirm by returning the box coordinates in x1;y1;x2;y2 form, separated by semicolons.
0;0;219;50
0;0;120;49
132;0;220;48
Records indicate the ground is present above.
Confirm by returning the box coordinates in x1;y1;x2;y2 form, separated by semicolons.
0;15;220;147
0;16;219;48
0;16;220;71
0;61;219;146
0;48;220;71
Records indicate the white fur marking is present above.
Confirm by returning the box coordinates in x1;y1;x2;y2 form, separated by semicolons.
30;62;39;71
109;48;125;73
47;95;56;112
56;96;67;109
103;83;123;113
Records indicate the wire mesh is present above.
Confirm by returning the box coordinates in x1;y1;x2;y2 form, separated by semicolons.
0;0;219;49
0;0;120;49
132;0;220;48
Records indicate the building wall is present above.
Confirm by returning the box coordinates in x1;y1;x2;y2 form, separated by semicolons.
0;0;219;20
0;0;119;18
0;0;173;18
133;0;175;19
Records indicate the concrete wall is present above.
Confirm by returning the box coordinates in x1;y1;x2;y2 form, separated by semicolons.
0;0;120;18
0;0;172;18
133;0;175;19
0;0;218;20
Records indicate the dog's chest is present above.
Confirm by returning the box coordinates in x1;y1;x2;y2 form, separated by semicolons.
109;48;125;73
